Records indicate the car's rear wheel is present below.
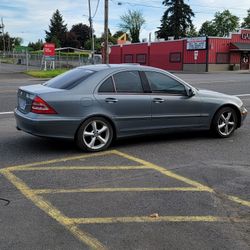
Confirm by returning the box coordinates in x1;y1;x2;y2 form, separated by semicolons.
211;107;238;138
76;117;113;152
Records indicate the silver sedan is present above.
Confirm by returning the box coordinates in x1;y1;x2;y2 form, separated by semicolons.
15;64;248;152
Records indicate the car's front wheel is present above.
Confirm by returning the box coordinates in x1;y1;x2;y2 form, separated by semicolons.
211;107;238;138
76;117;113;152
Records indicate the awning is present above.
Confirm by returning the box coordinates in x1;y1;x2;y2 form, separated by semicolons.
230;42;250;51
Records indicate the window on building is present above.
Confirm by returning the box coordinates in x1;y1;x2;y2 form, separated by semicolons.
136;54;147;64
113;71;143;93
145;71;186;95
98;77;115;93
124;54;133;63
169;52;182;63
216;53;229;64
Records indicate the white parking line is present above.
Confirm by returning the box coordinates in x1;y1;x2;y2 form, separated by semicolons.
0;111;14;115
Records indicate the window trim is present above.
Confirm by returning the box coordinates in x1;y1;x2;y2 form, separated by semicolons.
136;54;147;65
124;54;133;63
169;52;182;63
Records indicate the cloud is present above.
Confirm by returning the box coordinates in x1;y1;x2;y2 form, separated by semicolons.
0;0;249;45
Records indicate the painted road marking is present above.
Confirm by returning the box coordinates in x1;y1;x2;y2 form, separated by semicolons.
68;216;248;224
5;150;114;171
227;195;250;207
33;187;202;194
1;169;106;250
112;150;213;192
0;111;14;115
13;165;147;171
1;149;250;250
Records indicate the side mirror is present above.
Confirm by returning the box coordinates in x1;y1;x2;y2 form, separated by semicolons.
187;88;195;97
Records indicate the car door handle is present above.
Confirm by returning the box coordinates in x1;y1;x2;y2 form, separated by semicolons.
105;97;118;103
153;98;165;103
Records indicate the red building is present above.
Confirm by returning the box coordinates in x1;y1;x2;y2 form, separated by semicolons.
109;29;250;72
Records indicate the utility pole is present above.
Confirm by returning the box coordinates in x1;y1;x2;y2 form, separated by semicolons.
104;0;109;64
88;0;95;64
1;18;6;56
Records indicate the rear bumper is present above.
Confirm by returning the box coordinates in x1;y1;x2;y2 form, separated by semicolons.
14;108;81;139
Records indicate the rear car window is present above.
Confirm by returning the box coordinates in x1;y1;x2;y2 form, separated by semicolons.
113;71;143;93
43;68;94;89
98;77;115;93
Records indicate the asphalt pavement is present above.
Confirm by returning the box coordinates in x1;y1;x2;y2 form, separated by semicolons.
0;64;249;250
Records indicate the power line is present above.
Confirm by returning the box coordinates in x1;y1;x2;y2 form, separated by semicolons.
92;0;101;19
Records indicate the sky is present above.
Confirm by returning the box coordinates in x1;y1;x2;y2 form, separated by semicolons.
0;0;249;45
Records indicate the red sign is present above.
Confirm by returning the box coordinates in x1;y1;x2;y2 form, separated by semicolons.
43;43;55;56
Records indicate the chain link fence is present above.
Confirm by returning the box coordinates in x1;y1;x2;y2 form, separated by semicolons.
0;51;102;70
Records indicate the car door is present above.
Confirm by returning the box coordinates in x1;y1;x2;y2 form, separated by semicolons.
95;70;151;135
144;71;202;129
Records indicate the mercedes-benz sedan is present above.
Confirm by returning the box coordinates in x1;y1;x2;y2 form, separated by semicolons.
15;64;247;152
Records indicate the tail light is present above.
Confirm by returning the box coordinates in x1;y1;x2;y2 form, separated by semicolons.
31;96;57;114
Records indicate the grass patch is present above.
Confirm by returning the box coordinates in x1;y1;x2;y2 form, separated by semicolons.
25;69;68;78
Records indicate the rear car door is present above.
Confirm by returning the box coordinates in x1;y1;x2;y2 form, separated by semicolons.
144;71;202;129
95;70;151;136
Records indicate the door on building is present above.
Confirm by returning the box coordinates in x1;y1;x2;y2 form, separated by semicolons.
240;53;249;70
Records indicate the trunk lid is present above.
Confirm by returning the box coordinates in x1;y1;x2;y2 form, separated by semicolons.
17;84;63;114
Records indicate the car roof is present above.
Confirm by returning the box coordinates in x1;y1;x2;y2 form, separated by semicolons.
77;64;159;72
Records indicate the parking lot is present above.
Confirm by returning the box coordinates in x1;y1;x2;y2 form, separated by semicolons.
0;64;250;250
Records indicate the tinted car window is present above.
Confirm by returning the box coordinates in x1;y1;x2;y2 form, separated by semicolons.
145;71;186;95
43;68;94;89
113;71;143;93
98;77;115;93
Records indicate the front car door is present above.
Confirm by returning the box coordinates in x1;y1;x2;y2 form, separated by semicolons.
143;71;203;130
94;70;151;137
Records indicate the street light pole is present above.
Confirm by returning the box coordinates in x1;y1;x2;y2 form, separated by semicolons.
104;0;109;64
88;0;95;64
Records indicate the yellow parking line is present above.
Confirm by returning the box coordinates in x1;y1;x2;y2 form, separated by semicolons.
4;150;114;171
33;187;202;194
0;169;107;250
13;165;147;171
113;150;214;192
227;195;250;208
68;215;248;224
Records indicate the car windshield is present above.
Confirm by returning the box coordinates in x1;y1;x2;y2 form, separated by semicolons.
43;68;95;89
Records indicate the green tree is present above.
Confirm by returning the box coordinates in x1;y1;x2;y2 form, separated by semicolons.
186;25;198;37
241;9;250;28
119;10;145;43
45;9;67;47
0;32;22;51
28;39;43;51
157;0;194;39
213;10;239;37
199;21;217;36
70;23;91;48
64;32;80;48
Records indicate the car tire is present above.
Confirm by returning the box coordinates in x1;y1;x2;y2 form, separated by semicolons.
76;117;113;152
211;107;238;138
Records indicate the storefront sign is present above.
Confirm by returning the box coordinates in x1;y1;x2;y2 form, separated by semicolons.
187;37;206;50
241;33;250;40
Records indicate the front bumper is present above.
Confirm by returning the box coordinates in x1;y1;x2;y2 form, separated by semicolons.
14;108;81;139
240;106;248;126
